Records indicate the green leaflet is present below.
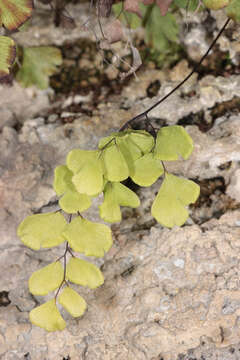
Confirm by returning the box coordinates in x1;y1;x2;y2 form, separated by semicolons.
17;212;67;250
151;173;200;228
62;217;112;257
54;165;91;213
131;153;164;186
67;150;103;195
54;165;74;196
66;257;104;289
225;0;240;22
0;36;16;80
72;160;104;196
16;46;62;89
154;125;193;161
128;130;154;154
58;287;87;318
59;191;91;214
99;182;140;223
102;144;129;182
113;182;140;207
0;0;33;30
67;149;99;173
29;261;64;296
29;299;66;332
99;183;122;223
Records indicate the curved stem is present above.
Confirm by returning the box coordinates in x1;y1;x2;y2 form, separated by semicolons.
119;17;231;131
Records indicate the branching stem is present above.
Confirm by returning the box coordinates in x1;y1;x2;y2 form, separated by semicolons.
119;17;231;131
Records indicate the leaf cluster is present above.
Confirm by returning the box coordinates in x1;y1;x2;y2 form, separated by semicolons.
0;0;62;87
17;125;200;331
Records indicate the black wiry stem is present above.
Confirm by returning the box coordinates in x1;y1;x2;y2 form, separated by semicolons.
119;18;231;131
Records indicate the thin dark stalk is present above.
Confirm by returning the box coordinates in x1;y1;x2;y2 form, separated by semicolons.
119;17;231;131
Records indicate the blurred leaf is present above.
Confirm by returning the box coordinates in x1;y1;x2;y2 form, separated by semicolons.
131;153;164;186
58;287;87;317
103;18;124;43
63;217;112;257
124;0;142;16
17;212;67;250
173;0;200;11
0;36;16;81
113;2;142;28
154;125;193;161
203;0;230;10
30;299;66;332
0;0;33;30
16;46;62;89
156;0;174;15
151;173;200;227
144;4;179;51
29;261;64;296
225;0;240;22
66;257;104;289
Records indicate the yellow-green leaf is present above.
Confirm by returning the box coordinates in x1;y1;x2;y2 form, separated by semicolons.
16;46;62;89
62;217;112;257
59;190;91;214
0;36;16;80
29;299;66;332
53;165;91;213
131;153;164;186
151;173;200;228
99;183;122;223
154;125;193;161
117;136;142;175
0;0;33;30
58;287;87;317
17;212;67;250
66;149;99;174
112;182;140;207
102;144;129;182
72;159;103;196
203;0;230;10
53;165;74;196
66;257;104;289
29;261;64;296
128;130;154;154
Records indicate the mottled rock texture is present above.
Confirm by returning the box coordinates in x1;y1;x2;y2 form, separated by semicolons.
1;3;240;360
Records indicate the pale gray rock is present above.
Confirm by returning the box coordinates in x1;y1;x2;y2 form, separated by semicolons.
133;75;240;123
1;211;240;359
0;83;50;129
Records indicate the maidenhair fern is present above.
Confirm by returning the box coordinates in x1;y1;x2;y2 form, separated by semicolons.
17;125;199;331
16;6;238;331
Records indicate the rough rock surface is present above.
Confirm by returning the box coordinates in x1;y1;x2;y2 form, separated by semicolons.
2;212;240;359
1;3;240;360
